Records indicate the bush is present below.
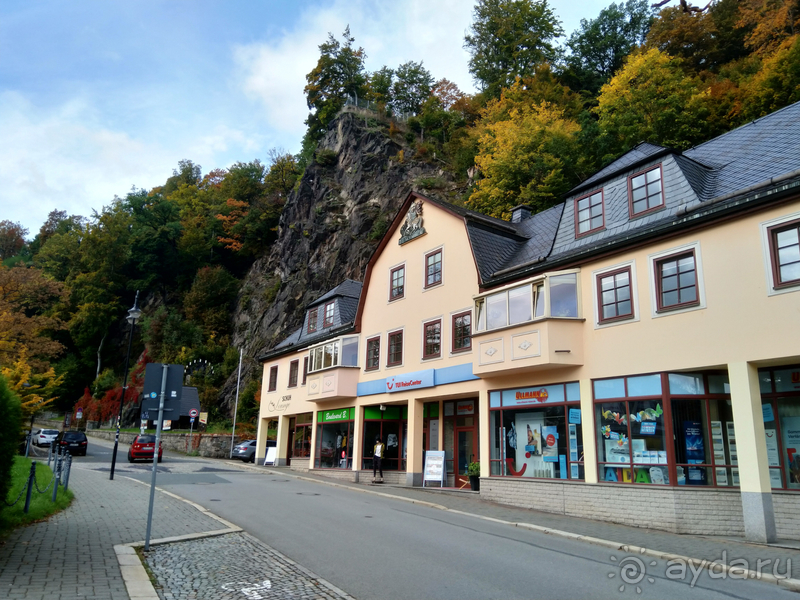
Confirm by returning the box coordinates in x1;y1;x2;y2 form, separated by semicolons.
0;375;22;508
315;149;338;167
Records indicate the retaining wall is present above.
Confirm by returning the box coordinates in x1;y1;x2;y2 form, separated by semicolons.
85;430;245;459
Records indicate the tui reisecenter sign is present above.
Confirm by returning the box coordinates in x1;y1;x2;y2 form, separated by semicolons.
385;369;434;393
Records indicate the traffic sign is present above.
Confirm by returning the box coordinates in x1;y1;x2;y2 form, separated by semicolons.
190;417;195;423
76;408;83;420
189;408;198;418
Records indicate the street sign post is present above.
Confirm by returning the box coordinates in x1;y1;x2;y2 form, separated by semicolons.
188;408;198;451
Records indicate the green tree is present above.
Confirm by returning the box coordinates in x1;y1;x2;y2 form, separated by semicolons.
0;374;22;516
183;266;239;337
367;66;394;107
563;0;653;94
464;0;563;98
303;27;368;150
595;48;710;159
468;97;581;218
742;34;800;119
391;61;435;114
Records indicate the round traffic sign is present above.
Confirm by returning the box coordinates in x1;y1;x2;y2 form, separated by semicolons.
189;409;199;418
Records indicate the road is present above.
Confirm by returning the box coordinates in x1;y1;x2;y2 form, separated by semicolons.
72;435;797;600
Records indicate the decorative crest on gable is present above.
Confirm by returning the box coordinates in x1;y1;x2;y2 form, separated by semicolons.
399;200;426;245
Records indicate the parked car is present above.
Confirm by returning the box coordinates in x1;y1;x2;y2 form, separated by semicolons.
34;429;59;447
54;431;88;456
127;435;163;463
232;439;257;462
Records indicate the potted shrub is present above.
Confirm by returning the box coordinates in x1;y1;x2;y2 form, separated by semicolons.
467;461;481;491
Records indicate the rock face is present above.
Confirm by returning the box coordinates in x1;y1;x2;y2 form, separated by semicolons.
221;108;462;406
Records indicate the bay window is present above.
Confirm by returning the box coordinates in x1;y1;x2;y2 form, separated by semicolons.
308;336;359;373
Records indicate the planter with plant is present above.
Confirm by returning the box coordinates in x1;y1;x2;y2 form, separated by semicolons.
467;461;480;491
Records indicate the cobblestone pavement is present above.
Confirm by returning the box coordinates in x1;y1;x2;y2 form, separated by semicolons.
144;532;353;600
252;466;800;582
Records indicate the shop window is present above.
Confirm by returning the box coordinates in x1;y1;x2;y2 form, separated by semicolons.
323;301;335;327
768;218;800;288
387;330;403;366
489;382;583;480
423;320;441;359
315;409;353;469
307;307;318;333
268;366;278;392
302;357;308;385
452;311;471;353
758;365;800;490
575;190;604;237
288;360;299;388
655;250;698;311
365;336;380;371
425;249;443;288
362;405;407;472
474;270;580;332
597;267;633;324
292;413;313;458
390;265;405;301
628;165;664;217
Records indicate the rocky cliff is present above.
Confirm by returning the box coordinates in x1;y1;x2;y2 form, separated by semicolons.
221;108;464;405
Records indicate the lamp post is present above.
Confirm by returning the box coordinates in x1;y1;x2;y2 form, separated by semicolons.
110;291;141;480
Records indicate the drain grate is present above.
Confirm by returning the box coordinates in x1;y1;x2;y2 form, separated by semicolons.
295;492;321;496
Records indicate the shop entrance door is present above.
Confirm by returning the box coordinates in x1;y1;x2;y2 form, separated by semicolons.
455;425;476;488
285;417;295;467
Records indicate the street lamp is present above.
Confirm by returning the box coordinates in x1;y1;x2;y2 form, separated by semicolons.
110;291;142;480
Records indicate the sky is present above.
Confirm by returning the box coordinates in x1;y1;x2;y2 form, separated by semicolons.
1;0;609;238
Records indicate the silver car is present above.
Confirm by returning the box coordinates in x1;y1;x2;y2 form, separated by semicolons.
232;440;257;462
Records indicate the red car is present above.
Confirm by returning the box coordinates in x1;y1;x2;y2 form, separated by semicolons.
127;435;163;463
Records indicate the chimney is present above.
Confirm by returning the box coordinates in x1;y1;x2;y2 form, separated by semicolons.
511;205;533;223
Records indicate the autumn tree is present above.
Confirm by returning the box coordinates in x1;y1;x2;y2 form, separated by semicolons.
594;48;710;159
432;79;466;110
468;94;581;219
464;0;563;98
646;6;722;73
0;220;28;261
737;0;800;54
741;35;800;119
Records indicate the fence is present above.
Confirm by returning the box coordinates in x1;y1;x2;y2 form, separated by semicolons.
3;446;72;514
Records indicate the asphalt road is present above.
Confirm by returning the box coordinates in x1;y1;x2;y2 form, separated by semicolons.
121;463;795;599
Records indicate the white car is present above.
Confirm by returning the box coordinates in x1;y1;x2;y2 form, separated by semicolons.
34;429;59;447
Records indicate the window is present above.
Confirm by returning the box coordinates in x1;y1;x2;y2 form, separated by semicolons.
288;360;299;388
268;366;278;392
655;251;698;311
474;270;580;332
390;265;405;300
425;249;443;288
629;166;664;217
758;365;800;490
307;308;318;333
315;410;354;469
363;405;406;471
302;357;308;385
423;320;441;359
323;301;335;327
365;337;380;371
769;219;800;288
575;190;604;236
308;336;359;373
387;330;403;366
597;267;633;323
452;312;471;353
489;382;583;480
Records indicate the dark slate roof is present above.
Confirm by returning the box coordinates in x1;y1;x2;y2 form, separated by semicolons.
260;280;362;361
571;143;671;195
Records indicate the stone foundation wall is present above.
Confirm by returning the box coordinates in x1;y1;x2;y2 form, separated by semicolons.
481;477;800;539
85;430;244;459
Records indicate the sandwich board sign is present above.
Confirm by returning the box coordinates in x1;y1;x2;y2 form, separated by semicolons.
423;451;446;487
263;446;278;466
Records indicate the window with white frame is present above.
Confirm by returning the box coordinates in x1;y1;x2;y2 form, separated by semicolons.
308;336;359;373
474;270;580;333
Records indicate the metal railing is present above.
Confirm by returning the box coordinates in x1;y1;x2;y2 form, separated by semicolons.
3;446;72;514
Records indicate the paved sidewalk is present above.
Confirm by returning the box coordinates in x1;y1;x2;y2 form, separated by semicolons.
244;465;800;585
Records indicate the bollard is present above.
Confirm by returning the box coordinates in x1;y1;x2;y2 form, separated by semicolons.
47;443;53;467
60;452;67;485
52;450;61;503
63;454;72;491
23;462;36;514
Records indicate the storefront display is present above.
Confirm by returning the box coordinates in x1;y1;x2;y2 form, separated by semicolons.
362;405;407;471
759;366;800;490
315;408;354;469
489;382;582;480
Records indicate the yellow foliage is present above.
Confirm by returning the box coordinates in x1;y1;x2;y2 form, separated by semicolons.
1;348;61;426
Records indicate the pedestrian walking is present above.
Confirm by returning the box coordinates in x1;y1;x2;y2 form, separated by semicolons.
373;435;385;483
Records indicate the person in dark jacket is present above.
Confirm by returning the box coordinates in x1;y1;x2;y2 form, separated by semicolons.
373;435;385;483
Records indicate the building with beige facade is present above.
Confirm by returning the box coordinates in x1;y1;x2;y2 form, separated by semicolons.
257;101;800;543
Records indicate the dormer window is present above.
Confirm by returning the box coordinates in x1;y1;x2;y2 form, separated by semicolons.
323;301;335;327
307;307;318;333
629;165;664;217
575;190;604;237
